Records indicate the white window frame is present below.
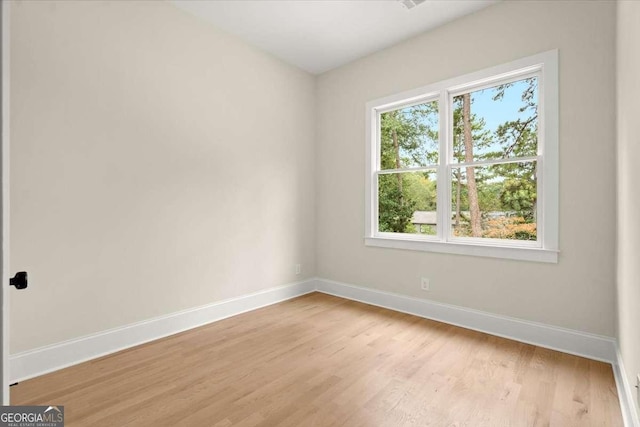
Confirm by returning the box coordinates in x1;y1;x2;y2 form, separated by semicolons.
365;50;559;263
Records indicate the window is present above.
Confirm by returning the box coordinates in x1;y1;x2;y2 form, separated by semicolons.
365;51;558;263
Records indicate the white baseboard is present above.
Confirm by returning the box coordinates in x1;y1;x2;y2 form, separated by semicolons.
314;278;617;363
9;279;316;383
11;276;625;423
614;348;640;427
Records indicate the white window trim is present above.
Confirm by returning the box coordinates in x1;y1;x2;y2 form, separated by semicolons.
364;50;559;263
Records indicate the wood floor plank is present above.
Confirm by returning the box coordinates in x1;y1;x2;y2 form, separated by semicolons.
11;292;623;426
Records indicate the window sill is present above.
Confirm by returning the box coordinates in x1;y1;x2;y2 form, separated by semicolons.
364;236;558;263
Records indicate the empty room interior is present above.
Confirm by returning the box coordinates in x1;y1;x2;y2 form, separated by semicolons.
1;0;639;425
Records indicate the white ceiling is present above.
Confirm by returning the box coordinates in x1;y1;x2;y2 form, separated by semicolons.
170;0;498;75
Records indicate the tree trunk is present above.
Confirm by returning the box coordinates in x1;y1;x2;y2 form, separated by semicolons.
532;166;537;221
462;93;482;237
455;168;462;228
392;128;403;206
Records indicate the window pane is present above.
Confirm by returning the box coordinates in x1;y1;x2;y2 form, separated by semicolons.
380;100;439;169
378;171;437;235
450;161;537;241
452;77;538;163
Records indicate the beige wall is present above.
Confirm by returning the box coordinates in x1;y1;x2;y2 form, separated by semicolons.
9;0;622;356
316;0;617;336
9;1;316;353
617;0;640;416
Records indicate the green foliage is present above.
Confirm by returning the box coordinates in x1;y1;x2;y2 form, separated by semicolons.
500;178;537;221
478;182;503;212
380;103;439;170
491;77;538;158
378;174;416;233
420;225;436;235
404;173;436;211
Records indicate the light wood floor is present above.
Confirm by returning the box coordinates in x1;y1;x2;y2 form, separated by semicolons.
12;293;622;426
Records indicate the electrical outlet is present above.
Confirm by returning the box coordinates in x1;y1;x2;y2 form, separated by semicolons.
420;277;430;291
295;264;301;275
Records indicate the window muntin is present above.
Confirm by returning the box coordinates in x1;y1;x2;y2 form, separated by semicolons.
365;51;558;261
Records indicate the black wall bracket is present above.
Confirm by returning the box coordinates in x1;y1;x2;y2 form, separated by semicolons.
10;272;28;290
